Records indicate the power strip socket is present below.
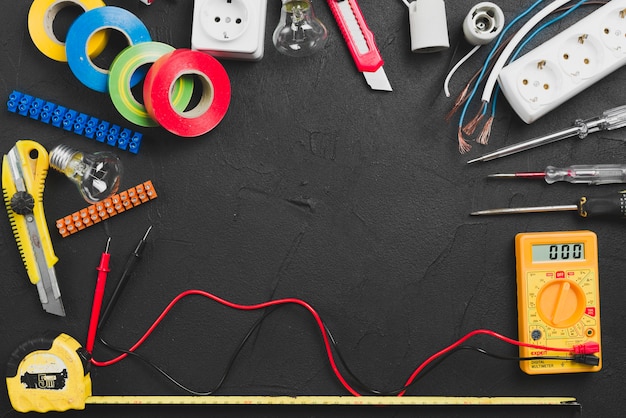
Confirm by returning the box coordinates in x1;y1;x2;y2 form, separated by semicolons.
498;0;626;124
191;0;267;61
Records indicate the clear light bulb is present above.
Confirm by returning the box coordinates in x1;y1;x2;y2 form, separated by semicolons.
273;0;328;57
49;145;123;204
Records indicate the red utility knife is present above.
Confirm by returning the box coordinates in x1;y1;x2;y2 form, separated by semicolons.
327;0;392;91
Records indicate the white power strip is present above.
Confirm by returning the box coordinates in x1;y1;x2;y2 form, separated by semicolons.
498;0;626;124
191;0;267;61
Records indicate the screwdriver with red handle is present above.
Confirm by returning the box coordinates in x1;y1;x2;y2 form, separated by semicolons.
488;164;626;185
471;190;626;218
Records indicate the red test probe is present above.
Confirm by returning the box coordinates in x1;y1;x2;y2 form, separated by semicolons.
86;238;111;354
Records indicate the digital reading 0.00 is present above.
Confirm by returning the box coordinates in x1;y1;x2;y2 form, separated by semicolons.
531;243;585;262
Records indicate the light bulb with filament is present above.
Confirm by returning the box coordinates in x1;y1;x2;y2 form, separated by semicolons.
49;145;123;203
273;0;328;57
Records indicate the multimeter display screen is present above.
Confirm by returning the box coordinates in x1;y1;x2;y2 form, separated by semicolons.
532;243;585;262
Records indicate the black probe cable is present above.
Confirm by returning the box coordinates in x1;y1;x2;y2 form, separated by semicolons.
97;307;281;396
89;225;584;396
97;225;152;332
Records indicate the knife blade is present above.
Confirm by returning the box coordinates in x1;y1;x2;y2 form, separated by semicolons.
327;0;392;91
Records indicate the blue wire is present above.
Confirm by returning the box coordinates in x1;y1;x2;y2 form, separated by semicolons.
458;0;546;129
489;0;590;117
512;0;588;62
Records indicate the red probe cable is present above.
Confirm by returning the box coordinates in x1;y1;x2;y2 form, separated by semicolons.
398;328;572;396
89;289;586;397
86;238;111;354
90;289;361;396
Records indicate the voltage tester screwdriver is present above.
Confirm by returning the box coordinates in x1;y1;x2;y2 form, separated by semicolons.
467;105;626;164
488;164;626;185
471;190;626;217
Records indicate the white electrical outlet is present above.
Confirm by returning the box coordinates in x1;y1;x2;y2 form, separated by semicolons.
191;0;267;61
498;0;626;124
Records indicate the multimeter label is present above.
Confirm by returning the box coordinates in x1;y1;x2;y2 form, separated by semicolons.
516;231;601;375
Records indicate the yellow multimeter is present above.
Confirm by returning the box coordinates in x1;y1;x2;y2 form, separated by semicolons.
515;230;601;375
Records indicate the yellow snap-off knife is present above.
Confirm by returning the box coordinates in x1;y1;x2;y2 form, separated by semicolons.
2;140;65;316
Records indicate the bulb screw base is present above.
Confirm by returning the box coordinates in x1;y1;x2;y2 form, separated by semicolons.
49;145;79;173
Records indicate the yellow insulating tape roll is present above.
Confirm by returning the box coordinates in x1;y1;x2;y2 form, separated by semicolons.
28;0;109;62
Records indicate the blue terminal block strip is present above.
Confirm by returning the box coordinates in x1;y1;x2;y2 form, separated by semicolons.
7;91;143;154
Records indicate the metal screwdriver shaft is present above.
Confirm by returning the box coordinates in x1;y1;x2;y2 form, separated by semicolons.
467;105;626;163
471;191;626;218
488;164;626;185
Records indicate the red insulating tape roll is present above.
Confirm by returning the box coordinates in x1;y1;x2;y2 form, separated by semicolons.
143;49;231;137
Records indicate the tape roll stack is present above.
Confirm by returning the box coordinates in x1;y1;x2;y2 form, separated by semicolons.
27;4;231;137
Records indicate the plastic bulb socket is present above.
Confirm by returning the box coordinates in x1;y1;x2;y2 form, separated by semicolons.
463;2;505;45
273;0;328;57
49;144;122;204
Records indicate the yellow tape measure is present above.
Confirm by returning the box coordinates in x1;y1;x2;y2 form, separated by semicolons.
6;333;578;413
515;230;602;375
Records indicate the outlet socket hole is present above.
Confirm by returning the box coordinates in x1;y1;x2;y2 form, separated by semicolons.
212;16;242;24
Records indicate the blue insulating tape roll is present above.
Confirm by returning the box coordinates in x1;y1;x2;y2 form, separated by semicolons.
66;6;152;93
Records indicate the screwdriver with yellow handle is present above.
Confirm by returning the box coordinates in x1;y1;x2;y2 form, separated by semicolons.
471;190;626;217
488;164;626;185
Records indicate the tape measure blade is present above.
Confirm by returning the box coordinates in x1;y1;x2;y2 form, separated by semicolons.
85;395;578;406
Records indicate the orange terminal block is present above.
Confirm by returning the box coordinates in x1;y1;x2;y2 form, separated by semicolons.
56;181;157;237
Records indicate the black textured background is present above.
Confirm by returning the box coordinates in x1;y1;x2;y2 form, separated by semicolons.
1;1;625;417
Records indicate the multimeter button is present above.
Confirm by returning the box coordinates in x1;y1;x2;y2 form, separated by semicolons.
531;329;542;340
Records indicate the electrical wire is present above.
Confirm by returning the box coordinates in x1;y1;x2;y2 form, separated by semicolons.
461;345;575;362
446;33;517;121
90;289;581;398
96;307;281;395
444;45;482;98
477;0;593;144
456;0;545;153
90;289;363;396
480;0;581;105
398;328;572;396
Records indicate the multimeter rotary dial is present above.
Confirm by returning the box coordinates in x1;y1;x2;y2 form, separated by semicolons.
536;279;586;328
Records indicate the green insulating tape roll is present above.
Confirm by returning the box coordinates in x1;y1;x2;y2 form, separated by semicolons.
109;42;194;127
